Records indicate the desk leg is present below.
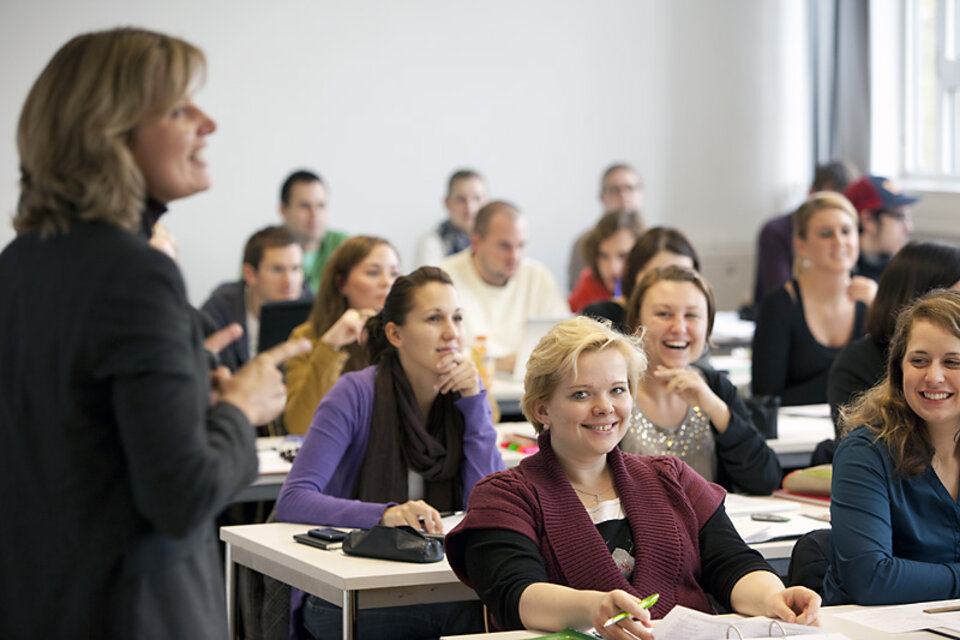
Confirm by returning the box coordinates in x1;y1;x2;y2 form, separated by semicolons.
224;542;236;640
341;590;357;640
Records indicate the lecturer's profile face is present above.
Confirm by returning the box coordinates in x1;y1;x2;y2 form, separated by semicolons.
129;98;216;204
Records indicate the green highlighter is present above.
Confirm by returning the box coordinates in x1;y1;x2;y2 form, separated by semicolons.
601;592;660;628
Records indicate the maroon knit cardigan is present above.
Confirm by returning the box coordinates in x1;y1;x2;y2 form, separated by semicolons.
446;432;725;621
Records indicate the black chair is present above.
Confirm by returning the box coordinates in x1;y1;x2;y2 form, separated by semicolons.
786;529;832;594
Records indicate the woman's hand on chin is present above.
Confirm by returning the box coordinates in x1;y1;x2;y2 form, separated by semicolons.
435;353;481;397
653;366;711;407
847;275;878;307
321;308;376;350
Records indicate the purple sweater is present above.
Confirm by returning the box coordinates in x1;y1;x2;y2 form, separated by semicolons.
276;365;503;638
277;364;504;526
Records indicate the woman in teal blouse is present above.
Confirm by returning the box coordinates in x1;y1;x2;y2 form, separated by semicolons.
824;289;960;605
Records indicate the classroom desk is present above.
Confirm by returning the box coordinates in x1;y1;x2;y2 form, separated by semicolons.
233;437;293;503
221;495;822;639
221;522;475;640
443;602;960;639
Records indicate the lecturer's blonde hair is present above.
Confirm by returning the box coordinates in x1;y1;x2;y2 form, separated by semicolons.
16;28;205;236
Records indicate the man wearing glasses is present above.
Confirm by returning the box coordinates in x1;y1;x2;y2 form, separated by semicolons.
845;175;919;281
567;163;646;289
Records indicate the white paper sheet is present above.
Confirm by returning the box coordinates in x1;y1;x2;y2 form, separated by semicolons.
651;605;833;639
724;494;802;517
731;513;829;543
831;599;960;633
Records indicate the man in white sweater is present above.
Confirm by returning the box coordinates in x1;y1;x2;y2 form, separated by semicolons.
441;201;568;374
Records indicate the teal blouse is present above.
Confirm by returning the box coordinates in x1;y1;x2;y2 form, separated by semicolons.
824;426;960;604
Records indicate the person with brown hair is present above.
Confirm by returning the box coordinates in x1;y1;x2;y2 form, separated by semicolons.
621;266;780;494
568;209;644;312
277;266;503;639
581;226;700;331
414;168;488;267
446;316;819;636
751;192;875;405
567;163;646;289
201;225;308;371
278;169;349;293
824;289;960;605
0;28;310;638
282;235;401;434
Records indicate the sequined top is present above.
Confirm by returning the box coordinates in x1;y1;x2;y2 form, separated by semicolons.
621;403;718;482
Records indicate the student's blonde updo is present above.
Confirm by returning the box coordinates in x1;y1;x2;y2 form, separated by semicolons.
16;28;206;236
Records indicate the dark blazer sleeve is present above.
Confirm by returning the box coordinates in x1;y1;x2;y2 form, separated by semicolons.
86;248;257;536
700;367;781;495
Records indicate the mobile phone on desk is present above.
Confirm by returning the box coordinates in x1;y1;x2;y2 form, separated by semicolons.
308;527;347;542
293;533;342;550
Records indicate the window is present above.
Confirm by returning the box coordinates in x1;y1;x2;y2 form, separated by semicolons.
905;0;960;177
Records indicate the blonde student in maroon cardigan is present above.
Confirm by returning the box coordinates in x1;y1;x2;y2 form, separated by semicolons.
446;316;820;637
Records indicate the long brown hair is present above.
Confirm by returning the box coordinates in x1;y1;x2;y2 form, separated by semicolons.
840;289;960;475
306;235;397;371
584;209;644;283
16;28;205;236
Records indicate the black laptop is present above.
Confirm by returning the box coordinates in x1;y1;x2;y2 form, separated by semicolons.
258;300;312;352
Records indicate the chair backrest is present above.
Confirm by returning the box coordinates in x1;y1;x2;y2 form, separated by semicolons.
786;528;832;594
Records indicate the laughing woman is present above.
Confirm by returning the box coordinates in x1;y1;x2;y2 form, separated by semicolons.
277;266;504;639
825;289;960;605
621;266;780;494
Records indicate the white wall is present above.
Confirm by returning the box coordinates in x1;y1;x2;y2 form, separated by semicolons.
0;0;812;309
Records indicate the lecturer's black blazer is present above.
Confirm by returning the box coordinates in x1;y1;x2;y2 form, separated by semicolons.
0;220;257;639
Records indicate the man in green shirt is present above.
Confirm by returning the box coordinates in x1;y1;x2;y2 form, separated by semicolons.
278;170;349;293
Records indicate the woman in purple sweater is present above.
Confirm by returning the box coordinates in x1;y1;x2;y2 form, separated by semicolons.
277;265;503;640
447;316;819;638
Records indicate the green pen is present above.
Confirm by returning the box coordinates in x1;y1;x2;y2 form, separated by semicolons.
601;592;659;628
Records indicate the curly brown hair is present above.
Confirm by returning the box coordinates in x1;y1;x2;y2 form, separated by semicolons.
840;289;960;476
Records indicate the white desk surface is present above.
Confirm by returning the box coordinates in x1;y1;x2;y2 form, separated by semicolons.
443;603;953;639
222;494;816;592
221;522;475;610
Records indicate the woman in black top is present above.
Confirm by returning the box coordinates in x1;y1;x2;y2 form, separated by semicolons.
752;192;874;405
